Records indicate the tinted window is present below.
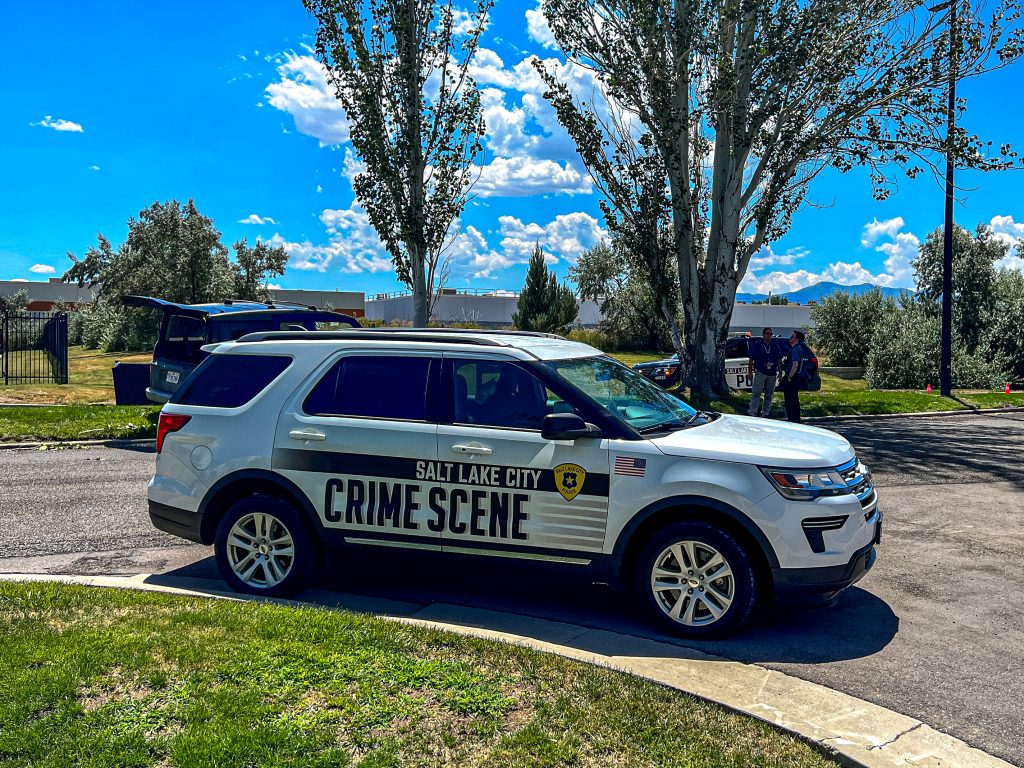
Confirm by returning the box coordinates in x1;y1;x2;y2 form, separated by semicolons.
452;360;558;430
174;354;291;407
304;356;431;421
167;315;206;341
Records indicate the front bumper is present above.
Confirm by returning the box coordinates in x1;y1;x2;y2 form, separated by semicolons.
149;499;204;544
773;510;882;602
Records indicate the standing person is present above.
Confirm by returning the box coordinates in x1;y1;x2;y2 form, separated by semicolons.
779;329;808;423
747;327;782;417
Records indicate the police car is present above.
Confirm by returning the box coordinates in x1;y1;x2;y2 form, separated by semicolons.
148;329;881;638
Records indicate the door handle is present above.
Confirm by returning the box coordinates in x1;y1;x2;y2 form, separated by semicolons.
289;429;326;442
451;443;492;455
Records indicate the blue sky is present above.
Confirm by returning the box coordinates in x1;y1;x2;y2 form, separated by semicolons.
3;0;1024;297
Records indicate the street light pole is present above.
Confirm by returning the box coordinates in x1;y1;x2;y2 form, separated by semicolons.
940;0;957;397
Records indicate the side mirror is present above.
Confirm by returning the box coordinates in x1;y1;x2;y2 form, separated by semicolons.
542;413;602;441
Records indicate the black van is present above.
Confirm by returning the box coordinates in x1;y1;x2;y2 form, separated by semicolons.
123;296;360;403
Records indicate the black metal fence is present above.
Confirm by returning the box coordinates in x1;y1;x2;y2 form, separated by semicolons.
1;311;70;385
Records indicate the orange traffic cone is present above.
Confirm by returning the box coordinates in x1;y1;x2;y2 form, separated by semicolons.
926;383;932;393
1006;383;1012;395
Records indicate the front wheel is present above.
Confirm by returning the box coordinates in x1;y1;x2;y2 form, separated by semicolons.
214;495;314;597
635;521;758;638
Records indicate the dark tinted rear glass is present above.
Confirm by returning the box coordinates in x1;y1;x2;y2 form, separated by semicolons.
304;356;430;421
174;354;291;407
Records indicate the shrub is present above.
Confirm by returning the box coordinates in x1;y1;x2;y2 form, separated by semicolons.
513;245;578;333
810;289;897;367
566;328;613;350
866;301;1002;389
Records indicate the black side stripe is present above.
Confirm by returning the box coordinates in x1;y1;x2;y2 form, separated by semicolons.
273;448;610;497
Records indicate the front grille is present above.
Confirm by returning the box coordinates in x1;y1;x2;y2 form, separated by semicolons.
838;457;876;510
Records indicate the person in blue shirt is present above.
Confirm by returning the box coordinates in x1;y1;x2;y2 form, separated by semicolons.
779;329;808;423
746;327;783;417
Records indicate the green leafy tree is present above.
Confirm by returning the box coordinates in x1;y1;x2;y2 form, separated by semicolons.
810;289;897;367
0;289;29;313
63;199;237;351
231;239;289;301
984;268;1024;381
513;245;579;334
305;0;491;328
537;0;1024;395
752;295;789;305
571;240;671;349
912;224;1004;351
866;297;1001;389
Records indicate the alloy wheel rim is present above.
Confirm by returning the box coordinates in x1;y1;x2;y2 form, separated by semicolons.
650;539;735;626
226;512;295;588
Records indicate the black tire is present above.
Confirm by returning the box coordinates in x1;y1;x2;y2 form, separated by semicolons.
634;520;758;638
214;494;315;597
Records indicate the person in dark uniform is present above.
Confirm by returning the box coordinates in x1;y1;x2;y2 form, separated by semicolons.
779;329;807;423
747;327;783;417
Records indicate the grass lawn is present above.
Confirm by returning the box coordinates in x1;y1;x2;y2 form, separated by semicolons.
0;582;838;768
0;346;151;405
610;351;1024;417
0;405;159;443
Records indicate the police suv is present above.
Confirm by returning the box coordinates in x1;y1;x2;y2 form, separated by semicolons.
148;329;881;637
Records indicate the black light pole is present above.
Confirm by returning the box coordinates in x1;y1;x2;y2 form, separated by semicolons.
940;0;957;397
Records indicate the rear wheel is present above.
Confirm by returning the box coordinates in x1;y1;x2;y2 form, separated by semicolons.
214;495;314;597
635;520;758;638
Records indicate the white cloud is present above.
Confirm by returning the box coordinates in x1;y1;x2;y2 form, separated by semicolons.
476;156;591;197
990;214;1024;272
860;217;905;246
88;165;100;171
498;212;604;263
28;264;55;275
525;1;557;48
265;54;349;146
740;218;920;294
238;213;277;225
31;116;83;133
268;204;392;274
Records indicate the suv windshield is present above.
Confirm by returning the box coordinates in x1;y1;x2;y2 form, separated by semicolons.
549;355;697;432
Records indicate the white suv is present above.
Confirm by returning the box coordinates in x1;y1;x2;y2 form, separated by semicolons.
148;329;881;637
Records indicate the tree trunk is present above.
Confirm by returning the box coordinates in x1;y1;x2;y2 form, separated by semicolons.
686;268;740;396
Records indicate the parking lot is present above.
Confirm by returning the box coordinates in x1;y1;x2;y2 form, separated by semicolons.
1;411;1022;764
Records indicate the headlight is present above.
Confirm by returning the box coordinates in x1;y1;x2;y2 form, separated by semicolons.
759;467;852;501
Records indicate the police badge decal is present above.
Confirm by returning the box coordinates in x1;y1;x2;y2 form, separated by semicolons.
553;463;586;501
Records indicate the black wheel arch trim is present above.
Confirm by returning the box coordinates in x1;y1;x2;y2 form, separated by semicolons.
611;495;780;572
198;468;323;545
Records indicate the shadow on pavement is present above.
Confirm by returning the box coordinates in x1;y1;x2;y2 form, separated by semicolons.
150;550;898;666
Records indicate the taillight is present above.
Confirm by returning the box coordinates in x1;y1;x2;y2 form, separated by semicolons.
156;413;191;453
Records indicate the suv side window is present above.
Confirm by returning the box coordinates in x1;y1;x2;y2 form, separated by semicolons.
304;355;431;421
452;360;572;430
174;354;291;407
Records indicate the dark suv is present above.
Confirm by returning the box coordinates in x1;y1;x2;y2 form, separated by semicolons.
633;337;753;388
123;295;360;403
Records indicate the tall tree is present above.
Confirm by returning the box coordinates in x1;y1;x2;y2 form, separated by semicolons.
513;244;579;333
232;239;289;301
306;0;491;327
538;0;1024;394
912;224;1004;351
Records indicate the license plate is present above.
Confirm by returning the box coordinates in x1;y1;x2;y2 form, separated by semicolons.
654;374;666;380
166;371;180;385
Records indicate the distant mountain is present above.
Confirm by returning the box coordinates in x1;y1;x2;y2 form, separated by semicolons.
736;281;906;304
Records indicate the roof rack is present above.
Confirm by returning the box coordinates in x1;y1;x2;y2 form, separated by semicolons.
236;330;509;346
222;299;318;310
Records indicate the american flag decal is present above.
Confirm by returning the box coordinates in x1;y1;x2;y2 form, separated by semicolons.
614;456;647;477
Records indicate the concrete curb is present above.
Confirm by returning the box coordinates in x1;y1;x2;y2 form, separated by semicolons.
0;572;1011;768
805;406;1024;423
0;437;155;451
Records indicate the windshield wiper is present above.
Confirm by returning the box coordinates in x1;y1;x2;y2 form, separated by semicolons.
637;420;690;435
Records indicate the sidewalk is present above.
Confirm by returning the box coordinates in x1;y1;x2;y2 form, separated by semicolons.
0;571;1011;768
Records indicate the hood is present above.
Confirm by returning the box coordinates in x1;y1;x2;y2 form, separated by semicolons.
634;356;679;369
651;414;855;468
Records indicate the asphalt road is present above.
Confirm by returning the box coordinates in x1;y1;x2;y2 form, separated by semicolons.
1;412;1022;764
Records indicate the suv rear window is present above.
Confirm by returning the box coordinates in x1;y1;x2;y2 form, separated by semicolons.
173;354;291;408
304;356;431;421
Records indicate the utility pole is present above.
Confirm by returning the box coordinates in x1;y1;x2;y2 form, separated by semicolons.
940;0;957;397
